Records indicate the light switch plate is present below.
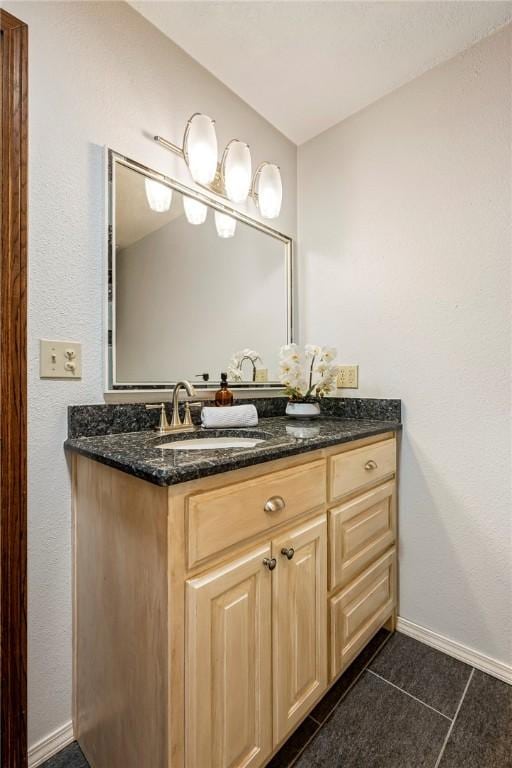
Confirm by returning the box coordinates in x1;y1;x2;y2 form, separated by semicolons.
337;365;359;389
40;339;82;379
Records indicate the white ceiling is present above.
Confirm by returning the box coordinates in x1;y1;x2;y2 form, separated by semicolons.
130;1;512;145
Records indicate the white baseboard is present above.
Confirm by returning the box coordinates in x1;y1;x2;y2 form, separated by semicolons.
397;616;512;685
29;720;74;768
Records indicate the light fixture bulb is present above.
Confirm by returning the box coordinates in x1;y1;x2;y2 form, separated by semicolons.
255;163;282;219
184;114;218;185
223;140;252;202
214;210;236;238
183;196;208;225
145;178;172;213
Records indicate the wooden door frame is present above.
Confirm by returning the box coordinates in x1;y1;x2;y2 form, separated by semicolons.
1;9;28;768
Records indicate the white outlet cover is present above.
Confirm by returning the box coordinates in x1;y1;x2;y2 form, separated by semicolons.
40;339;82;379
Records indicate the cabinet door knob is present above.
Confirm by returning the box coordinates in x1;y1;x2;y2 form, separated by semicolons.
365;460;378;470
263;557;277;571
264;496;285;513
281;547;295;560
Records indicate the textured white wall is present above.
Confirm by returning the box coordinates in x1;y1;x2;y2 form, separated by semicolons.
298;27;511;666
4;0;296;748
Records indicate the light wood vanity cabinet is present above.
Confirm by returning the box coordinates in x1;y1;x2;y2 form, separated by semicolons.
330;548;396;679
186;544;273;768
329;480;396;591
271;515;327;743
73;432;398;768
186;515;327;768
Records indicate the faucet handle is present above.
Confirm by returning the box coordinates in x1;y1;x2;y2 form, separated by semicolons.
183;402;193;427
145;403;171;433
183;401;203;427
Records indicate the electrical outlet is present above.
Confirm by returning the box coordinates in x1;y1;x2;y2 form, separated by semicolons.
40;339;82;379
337;365;359;389
254;368;268;383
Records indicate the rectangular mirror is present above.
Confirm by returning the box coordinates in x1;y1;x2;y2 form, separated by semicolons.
107;150;293;390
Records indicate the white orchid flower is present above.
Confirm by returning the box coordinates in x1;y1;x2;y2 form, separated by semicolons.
227;365;243;382
321;347;337;362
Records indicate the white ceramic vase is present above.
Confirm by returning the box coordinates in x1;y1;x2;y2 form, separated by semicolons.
285;401;321;418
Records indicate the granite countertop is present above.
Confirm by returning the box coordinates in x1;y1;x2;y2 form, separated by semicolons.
64;415;401;487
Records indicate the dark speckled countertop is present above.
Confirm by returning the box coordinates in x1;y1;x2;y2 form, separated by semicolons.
64;415;401;487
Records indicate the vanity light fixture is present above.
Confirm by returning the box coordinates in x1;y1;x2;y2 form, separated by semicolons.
154;113;283;219
183;113;218;185
222;140;252;203
183;196;208;225
252;162;283;219
145;178;173;213
214;210;237;238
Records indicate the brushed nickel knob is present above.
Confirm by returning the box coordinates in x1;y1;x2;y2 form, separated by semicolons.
264;496;285;513
263;557;277;571
281;547;295;560
364;460;378;470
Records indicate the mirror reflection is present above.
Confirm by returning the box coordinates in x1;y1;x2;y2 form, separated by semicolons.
109;154;292;388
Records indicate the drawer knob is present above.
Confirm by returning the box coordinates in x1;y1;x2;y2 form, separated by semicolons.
263;557;277;571
264;495;286;513
281;547;295;560
365;460;378;470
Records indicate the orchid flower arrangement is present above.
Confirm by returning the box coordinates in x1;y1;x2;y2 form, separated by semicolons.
279;344;338;401
227;348;262;382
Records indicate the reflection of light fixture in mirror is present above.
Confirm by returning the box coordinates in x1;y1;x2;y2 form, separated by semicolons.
145;178;172;213
183;113;218;185
222;140;252;203
252;163;282;219
183;196;208;225
215;210;236;238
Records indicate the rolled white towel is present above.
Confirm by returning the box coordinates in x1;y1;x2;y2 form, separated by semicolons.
201;404;258;429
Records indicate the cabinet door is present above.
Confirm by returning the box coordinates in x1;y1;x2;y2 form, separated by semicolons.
329;480;396;591
186;545;272;768
272;515;327;745
330;548;396;680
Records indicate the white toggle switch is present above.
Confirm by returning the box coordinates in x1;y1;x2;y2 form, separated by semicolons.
40;339;82;379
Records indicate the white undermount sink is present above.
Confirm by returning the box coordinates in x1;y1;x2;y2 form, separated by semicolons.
159;436;265;450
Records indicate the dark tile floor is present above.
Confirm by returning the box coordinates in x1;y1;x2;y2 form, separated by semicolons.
41;630;512;768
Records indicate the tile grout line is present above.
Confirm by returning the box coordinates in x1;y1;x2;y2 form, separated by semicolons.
310;633;392;726
366;669;453;721
433;668;475;768
308;632;393;726
288;632;393;766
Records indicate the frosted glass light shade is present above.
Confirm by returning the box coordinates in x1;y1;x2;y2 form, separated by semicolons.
183;196;208;225
215;210;236;238
145;178;172;213
184;114;218;185
223;140;252;202
255;163;282;219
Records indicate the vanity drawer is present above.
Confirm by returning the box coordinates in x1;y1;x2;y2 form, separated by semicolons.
330;548;396;679
329;480;396;591
186;459;326;568
329;439;396;502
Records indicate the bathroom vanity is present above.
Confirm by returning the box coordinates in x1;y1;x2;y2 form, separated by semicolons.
66;411;400;768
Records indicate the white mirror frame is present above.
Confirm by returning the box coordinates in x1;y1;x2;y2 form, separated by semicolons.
105;148;294;393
